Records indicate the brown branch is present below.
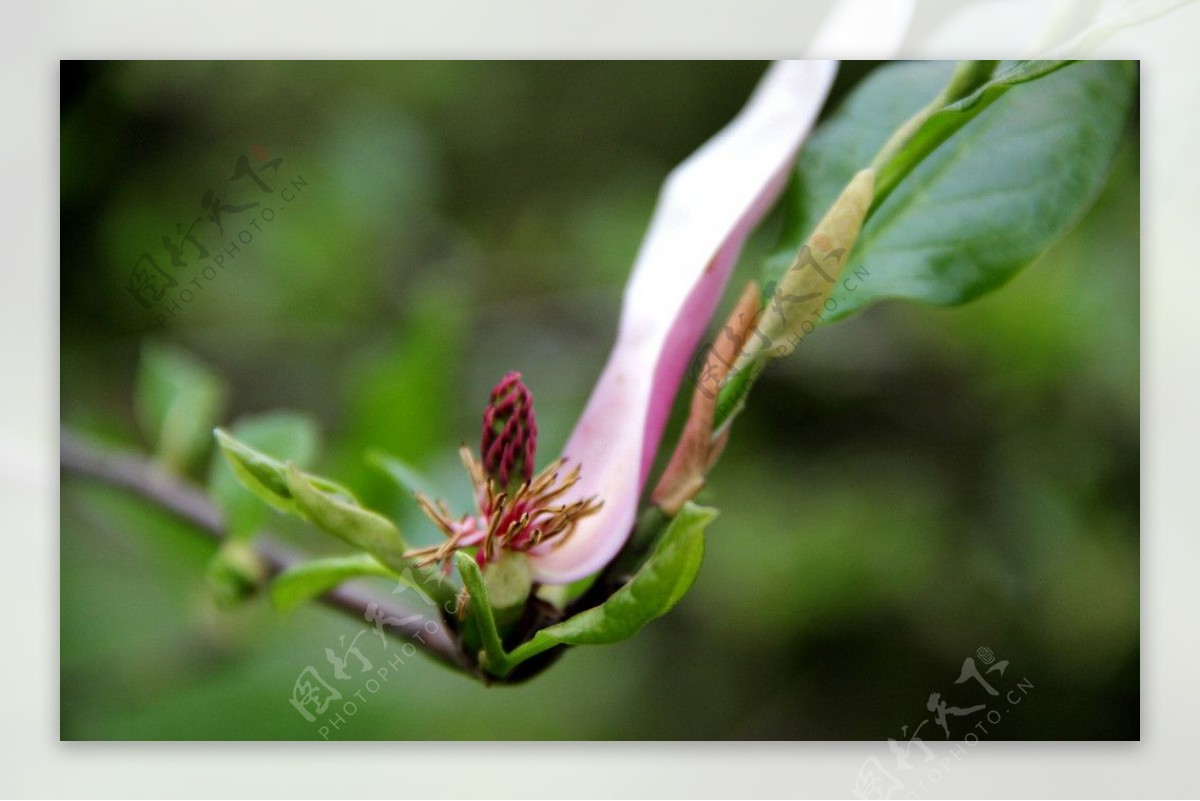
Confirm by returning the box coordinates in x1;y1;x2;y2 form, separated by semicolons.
59;428;477;676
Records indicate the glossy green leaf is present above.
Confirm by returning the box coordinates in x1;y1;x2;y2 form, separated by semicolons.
135;343;227;474
465;503;714;678
284;463;409;572
208;411;320;540
269;553;394;615
775;60;1135;322
871;60;1071;210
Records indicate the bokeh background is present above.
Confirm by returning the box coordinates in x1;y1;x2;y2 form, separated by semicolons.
60;61;1138;740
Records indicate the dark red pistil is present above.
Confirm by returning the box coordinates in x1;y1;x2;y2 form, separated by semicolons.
481;372;538;489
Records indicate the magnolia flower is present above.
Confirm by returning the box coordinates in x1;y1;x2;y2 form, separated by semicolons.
407;61;839;584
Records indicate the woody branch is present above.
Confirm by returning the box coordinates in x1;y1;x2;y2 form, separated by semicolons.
59;427;477;676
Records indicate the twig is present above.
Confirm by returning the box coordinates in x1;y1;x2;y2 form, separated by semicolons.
59;428;477;675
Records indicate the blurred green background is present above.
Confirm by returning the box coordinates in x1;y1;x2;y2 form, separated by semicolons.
60;61;1138;740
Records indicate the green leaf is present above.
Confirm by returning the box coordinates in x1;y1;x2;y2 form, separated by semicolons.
467;503;715;678
453;550;534;666
368;450;438;498
214;428;412;570
208;411;320;540
269;553;394;614
776;60;1135;322
284;463;409;572
455;552;510;674
871;60;1072;210
135;343;227;473
213;427;352;517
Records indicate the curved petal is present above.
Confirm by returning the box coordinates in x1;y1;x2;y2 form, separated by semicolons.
530;60;839;584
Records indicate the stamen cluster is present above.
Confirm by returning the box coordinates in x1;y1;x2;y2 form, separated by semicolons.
405;373;602;569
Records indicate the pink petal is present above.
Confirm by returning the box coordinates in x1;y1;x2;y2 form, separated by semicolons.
530;61;838;584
